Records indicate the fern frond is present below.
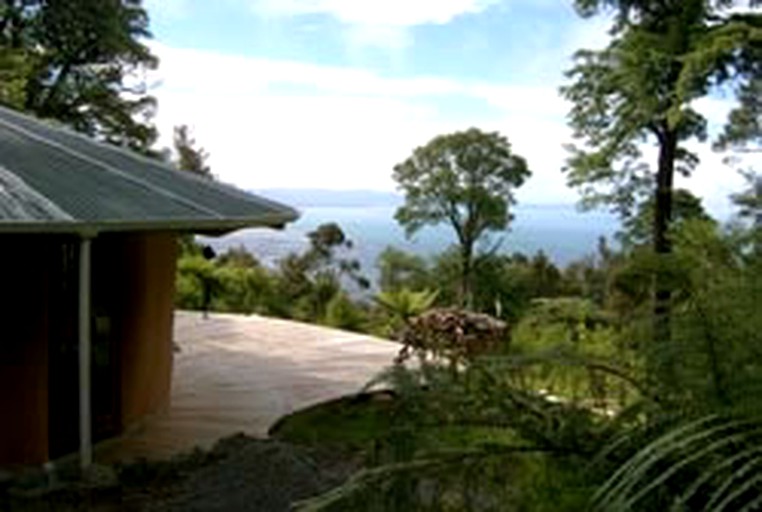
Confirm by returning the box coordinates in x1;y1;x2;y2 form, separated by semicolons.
594;415;762;512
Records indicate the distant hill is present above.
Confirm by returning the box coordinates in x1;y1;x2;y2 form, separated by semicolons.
253;188;402;208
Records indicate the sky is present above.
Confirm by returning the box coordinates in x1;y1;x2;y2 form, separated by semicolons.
142;0;758;212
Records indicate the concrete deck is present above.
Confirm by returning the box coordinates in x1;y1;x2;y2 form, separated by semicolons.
95;311;400;463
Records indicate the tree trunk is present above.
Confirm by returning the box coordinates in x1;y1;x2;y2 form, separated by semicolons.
460;241;474;310
652;128;677;390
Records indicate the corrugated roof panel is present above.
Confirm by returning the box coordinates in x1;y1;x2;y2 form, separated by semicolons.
0;165;73;221
0;106;299;234
0;128;210;221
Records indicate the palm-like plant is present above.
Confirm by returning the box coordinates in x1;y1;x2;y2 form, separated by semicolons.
373;288;439;339
374;288;439;323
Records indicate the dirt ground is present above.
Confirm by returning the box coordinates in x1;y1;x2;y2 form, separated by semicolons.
3;435;361;512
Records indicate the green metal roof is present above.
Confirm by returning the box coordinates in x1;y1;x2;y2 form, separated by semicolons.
0;105;299;235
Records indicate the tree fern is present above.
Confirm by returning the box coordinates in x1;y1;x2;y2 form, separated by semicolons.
593;415;762;511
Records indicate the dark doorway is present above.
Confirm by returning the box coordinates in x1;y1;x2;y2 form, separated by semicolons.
47;239;80;459
48;239;122;459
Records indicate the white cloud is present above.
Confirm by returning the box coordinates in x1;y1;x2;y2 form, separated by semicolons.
149;42;576;202
474;84;567;119
153;43;465;97
148;42;750;211
250;0;500;26
248;0;501;49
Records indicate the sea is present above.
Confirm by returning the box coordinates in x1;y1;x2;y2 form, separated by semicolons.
200;201;621;280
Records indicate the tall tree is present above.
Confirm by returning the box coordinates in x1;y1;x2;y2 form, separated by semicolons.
620;189;714;248
173;125;212;178
0;0;158;153
393;128;530;307
562;0;762;378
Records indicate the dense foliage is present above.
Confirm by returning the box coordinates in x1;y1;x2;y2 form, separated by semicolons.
175;223;373;331
278;199;761;511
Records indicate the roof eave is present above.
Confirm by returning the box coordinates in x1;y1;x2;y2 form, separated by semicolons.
0;210;300;236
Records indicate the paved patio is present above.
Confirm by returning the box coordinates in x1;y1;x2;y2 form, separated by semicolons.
95;311;400;463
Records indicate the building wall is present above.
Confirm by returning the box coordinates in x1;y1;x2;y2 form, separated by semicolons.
0;233;178;467
111;233;177;429
50;232;178;457
0;237;51;466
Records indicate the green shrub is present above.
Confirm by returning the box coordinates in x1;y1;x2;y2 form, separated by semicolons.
323;293;367;332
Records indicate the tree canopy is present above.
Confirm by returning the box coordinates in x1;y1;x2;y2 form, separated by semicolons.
173;125;212;178
393;128;530;306
563;0;762;250
0;0;158;153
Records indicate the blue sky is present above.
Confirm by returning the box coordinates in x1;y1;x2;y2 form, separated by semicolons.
142;0;752;210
